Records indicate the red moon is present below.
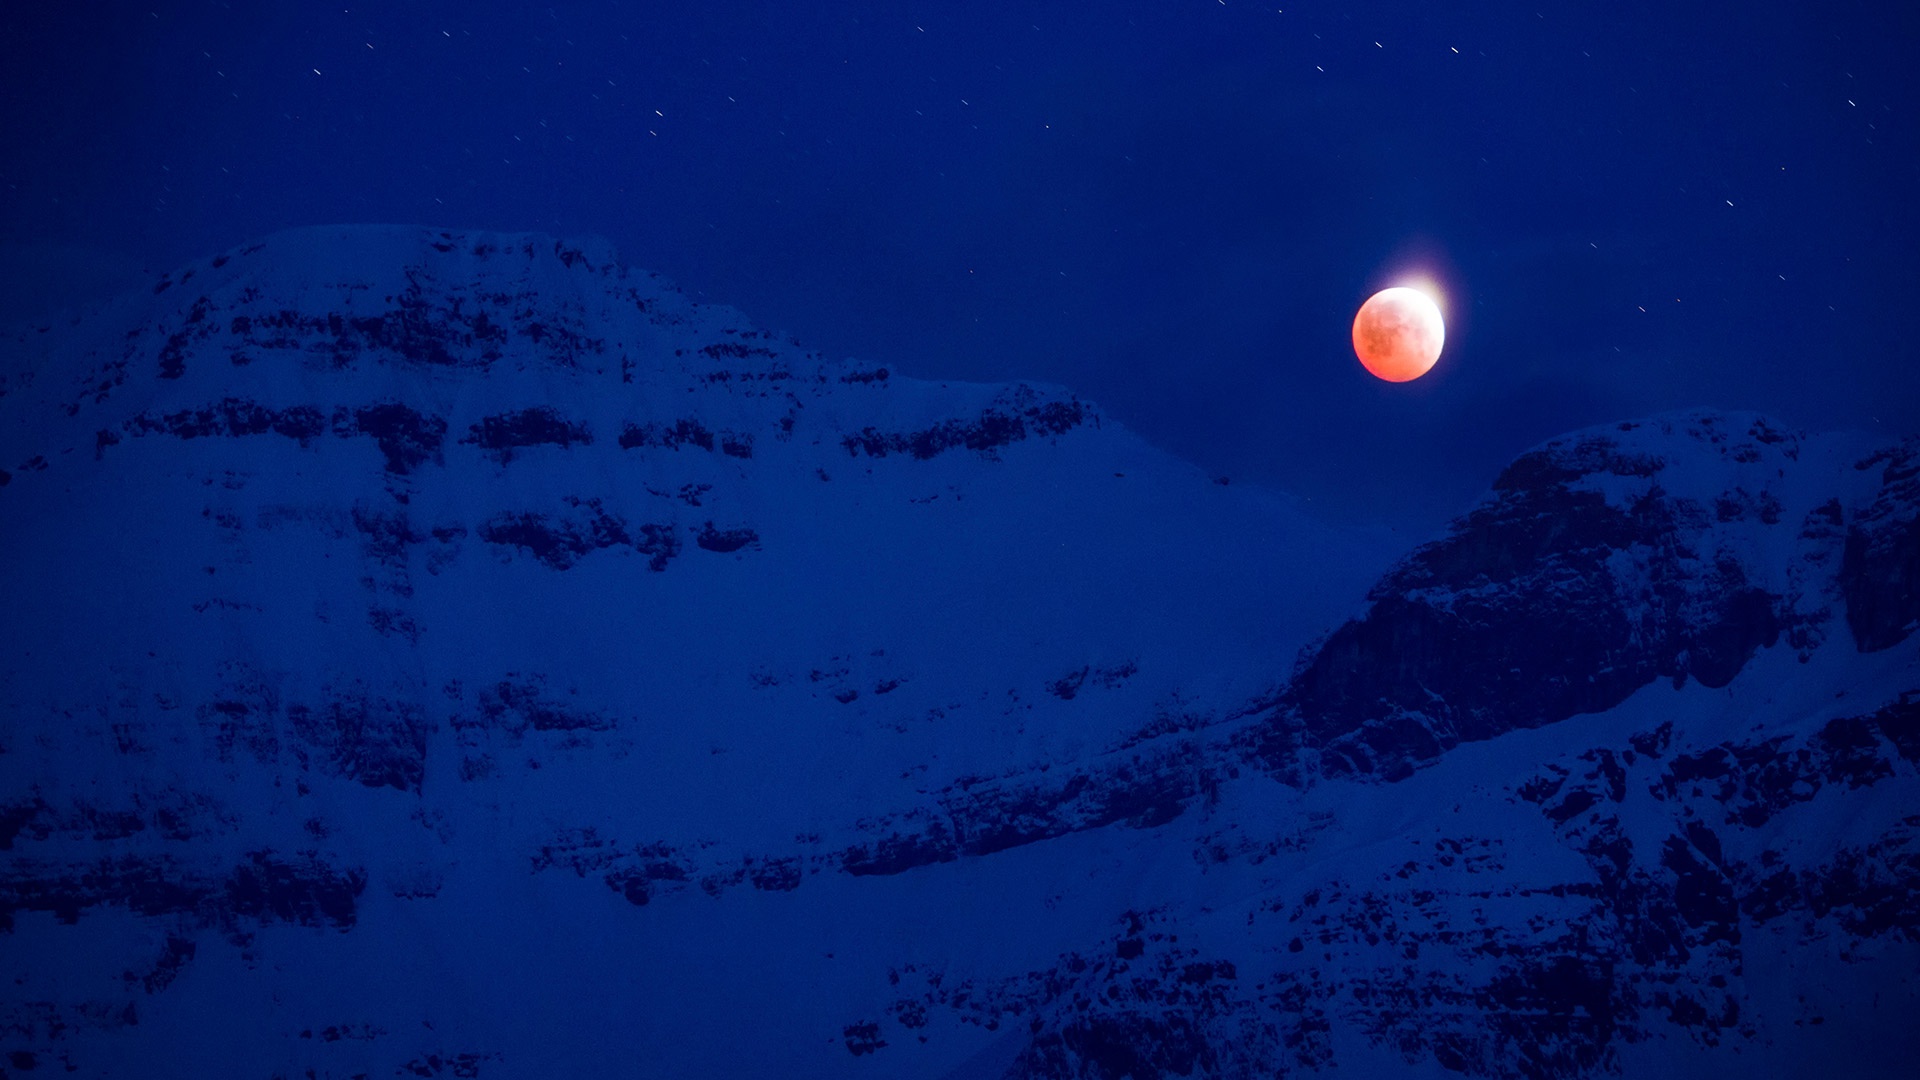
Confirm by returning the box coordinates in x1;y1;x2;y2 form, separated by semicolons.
1352;286;1445;382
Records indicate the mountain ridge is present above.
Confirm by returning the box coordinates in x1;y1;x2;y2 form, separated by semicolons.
1;226;1915;1079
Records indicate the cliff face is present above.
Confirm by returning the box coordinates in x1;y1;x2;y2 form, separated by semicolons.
1;228;1916;1080
1266;413;1893;782
1843;436;1920;652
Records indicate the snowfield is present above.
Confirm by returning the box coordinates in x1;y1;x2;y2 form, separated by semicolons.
1;226;1915;1079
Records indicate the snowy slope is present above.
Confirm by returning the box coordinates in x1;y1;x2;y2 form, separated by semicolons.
1;227;1915;1079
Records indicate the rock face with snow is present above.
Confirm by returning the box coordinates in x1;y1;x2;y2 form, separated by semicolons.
1265;414;1856;782
1844;436;1920;652
0;227;1915;1079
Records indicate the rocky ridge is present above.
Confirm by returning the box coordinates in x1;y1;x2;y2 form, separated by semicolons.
0;227;1915;1079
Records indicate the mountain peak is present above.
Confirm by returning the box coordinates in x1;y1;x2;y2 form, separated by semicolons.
4;233;1916;1079
1265;406;1906;782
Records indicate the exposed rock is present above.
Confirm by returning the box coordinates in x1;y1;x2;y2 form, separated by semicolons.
0;850;364;933
476;499;671;571
1270;415;1802;780
3;228;1913;1080
841;388;1087;461
620;418;714;451
463;407;592;463
288;689;431;794
1842;436;1920;651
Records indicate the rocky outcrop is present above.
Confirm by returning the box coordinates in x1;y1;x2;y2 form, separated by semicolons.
4;228;1914;1079
0;850;365;934
1264;414;1829;781
840;387;1088;461
847;698;1920;1080
104;397;448;473
1842;436;1920;652
476;500;674;571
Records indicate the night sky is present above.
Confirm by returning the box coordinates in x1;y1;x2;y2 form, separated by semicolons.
3;0;1914;528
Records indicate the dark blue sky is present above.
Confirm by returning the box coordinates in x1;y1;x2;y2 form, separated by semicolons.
3;0;1914;526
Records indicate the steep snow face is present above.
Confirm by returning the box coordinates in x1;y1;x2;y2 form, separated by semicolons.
1;228;1916;1080
0;226;1400;1076
0;226;1380;816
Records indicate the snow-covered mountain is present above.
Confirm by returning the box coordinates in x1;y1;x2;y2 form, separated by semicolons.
0;226;1914;1079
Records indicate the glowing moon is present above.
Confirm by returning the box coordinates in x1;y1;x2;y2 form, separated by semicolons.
1352;286;1445;382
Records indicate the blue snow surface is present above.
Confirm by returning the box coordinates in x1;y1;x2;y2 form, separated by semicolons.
0;226;1916;1078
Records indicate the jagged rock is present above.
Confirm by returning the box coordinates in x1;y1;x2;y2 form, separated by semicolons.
1270;414;1828;781
0;229;1913;1079
1842;437;1920;651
